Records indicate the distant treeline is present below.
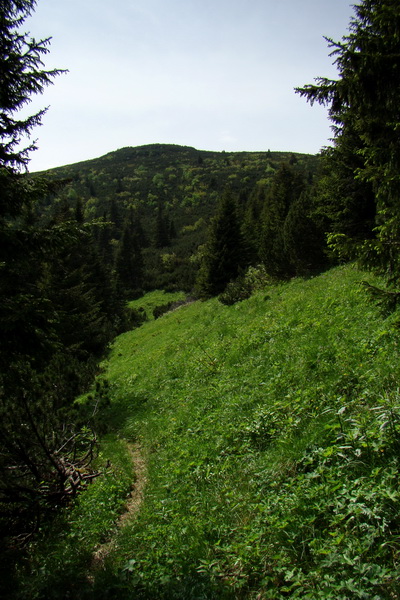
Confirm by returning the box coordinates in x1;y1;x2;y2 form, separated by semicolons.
35;145;323;295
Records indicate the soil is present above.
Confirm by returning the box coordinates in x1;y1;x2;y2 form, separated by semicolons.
88;442;147;574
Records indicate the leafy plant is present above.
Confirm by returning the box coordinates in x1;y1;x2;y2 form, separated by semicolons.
218;265;271;305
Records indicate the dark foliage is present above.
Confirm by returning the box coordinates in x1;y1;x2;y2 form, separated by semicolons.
283;190;328;276
260;162;306;277
296;0;400;300
0;0;65;176
0;1;129;542
115;210;144;298
196;191;247;298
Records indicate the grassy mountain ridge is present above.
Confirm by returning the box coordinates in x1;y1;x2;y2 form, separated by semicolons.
16;264;400;599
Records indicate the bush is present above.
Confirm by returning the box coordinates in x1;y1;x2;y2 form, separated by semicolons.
218;265;272;305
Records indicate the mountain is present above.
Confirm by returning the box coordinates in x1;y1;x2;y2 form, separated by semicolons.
38;143;317;202
34;144;319;292
38;143;318;225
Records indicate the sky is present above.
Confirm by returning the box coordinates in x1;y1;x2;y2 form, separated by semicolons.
23;0;355;172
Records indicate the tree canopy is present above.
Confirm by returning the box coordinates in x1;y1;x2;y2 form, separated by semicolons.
296;0;400;291
0;1;125;538
0;0;64;175
196;191;246;298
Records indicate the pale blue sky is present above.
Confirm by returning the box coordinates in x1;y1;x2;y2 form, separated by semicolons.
24;0;354;171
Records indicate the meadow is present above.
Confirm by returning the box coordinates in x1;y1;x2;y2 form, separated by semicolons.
14;265;400;599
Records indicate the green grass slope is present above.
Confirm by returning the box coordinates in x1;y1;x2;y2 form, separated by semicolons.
18;265;400;599
99;264;400;599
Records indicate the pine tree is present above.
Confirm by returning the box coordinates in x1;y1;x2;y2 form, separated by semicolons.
241;185;265;266
74;197;84;223
310;145;376;249
296;0;400;290
0;2;103;532
115;210;144;297
109;197;122;238
0;1;64;177
45;230;109;360
196;191;246;298
154;202;171;248
0;0;64;366
283;190;327;276
97;210;114;265
260;163;305;277
0;1;64;369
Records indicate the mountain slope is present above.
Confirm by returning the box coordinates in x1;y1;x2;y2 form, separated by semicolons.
33;144;320;292
38;144;317;210
37;143;318;242
17;264;400;599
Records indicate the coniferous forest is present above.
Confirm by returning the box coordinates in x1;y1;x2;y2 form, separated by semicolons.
1;1;400;598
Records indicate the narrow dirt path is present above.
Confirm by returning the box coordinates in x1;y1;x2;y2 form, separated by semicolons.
88;442;147;574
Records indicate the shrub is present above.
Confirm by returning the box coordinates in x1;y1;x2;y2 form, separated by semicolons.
218;265;272;305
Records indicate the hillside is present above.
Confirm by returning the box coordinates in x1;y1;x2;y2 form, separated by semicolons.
3;2;400;598
13;264;400;599
37;144;317;215
34;144;320;291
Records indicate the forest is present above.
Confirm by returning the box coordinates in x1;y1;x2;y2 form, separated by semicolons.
1;0;400;598
35;143;320;294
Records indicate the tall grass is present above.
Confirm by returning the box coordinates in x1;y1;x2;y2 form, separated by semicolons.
95;264;400;599
14;265;400;598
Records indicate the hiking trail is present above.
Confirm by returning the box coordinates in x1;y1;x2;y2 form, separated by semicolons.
88;442;147;574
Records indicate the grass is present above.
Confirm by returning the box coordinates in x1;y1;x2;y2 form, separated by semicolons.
128;289;187;320
9;435;134;600
13;264;400;598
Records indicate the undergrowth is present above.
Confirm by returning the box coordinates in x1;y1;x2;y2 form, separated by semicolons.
6;436;134;600
12;265;400;598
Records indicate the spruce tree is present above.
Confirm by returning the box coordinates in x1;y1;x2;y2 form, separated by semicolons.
0;0;64;366
196;191;245;297
154;202;171;248
0;0;64;178
260;163;305;277
296;0;400;290
115;210;144;297
109;197;122;239
0;1;103;532
241;186;265;266
283;190;327;276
